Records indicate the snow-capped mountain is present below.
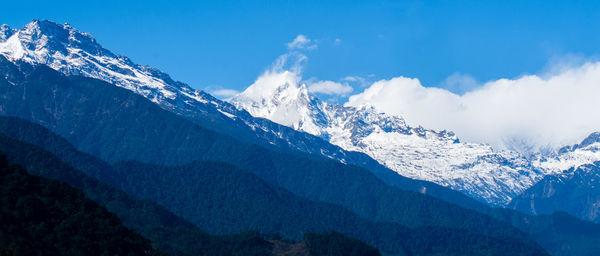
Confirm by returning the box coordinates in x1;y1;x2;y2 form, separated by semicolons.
0;19;219;112
0;20;328;153
4;19;599;207
0;20;441;199
231;71;600;205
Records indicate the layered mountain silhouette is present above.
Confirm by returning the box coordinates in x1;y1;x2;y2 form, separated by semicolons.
0;19;519;208
1;19;600;256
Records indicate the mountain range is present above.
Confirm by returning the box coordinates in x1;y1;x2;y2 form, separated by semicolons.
3;20;599;207
230;71;600;206
0;19;493;212
0;63;564;254
1;19;600;255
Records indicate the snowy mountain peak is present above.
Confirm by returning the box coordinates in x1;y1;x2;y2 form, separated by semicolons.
0;19;210;109
21;19;92;41
232;71;326;134
16;20;108;61
240;70;304;100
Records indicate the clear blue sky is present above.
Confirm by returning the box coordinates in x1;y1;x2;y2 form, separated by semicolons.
3;0;600;94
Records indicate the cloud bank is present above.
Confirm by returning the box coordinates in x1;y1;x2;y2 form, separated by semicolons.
346;62;600;151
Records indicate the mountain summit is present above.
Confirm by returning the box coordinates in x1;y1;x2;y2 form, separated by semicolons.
0;19;212;110
233;70;328;135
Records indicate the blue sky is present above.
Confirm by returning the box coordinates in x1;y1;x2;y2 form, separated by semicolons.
3;0;600;96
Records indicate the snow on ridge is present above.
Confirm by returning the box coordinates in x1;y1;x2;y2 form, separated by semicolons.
0;19;217;116
233;71;324;136
534;135;600;176
230;71;600;205
0;20;362;168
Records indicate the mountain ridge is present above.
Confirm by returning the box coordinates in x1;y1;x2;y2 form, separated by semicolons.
0;19;492;211
3;17;600;219
230;64;600;206
3;38;600;255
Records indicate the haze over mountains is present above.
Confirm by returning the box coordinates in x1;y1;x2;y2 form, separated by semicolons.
1;19;600;256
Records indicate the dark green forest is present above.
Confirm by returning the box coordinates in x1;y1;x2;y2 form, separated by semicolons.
0;121;549;255
0;153;386;256
0;156;157;256
0;134;272;256
303;231;381;256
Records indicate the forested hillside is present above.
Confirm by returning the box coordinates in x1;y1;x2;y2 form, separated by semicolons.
0;119;548;255
0;156;158;255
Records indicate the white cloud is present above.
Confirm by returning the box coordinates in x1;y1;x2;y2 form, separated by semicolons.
342;75;371;87
342;76;363;82
271;52;307;74
346;62;600;152
308;80;353;95
287;34;318;50
439;72;479;94
245;39;352;97
211;89;240;98
334;38;342;45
